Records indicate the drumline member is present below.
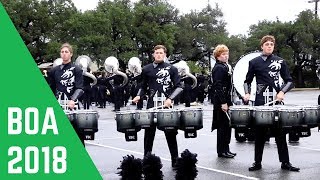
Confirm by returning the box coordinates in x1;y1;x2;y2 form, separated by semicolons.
82;67;94;109
48;43;85;146
211;44;236;158
128;57;144;110
132;45;183;168
243;35;299;171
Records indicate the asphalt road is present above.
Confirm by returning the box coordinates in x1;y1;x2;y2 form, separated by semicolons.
85;89;320;180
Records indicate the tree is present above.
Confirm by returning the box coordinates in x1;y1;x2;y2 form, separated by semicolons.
174;3;228;71
132;0;179;64
2;0;77;63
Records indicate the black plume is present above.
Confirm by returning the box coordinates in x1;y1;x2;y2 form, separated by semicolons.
117;155;143;180
175;149;198;180
142;152;163;180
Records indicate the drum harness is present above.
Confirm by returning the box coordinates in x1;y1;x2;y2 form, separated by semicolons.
152;91;173;110
57;92;79;111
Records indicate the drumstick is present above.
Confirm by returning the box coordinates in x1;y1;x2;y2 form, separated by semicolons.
264;100;278;106
225;112;231;121
149;105;166;111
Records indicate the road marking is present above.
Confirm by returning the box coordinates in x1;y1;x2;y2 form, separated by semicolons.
288;145;320;152
86;142;259;180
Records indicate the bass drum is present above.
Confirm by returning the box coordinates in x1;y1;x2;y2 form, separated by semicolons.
233;52;260;101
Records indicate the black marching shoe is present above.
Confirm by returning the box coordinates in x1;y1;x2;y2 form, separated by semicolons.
248;162;262;171
218;152;234;158
227;151;237;156
281;162;300;172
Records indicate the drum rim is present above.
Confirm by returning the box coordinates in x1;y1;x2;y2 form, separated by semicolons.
116;110;135;114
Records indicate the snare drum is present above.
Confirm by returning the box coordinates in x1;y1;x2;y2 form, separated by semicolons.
278;106;304;127
74;110;99;132
64;110;75;122
156;109;180;131
298;105;319;126
115;110;137;133
135;110;155;128
180;107;203;130
229;105;253;127
253;106;275;126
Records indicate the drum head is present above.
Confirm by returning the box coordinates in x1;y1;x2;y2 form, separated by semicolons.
233;52;260;101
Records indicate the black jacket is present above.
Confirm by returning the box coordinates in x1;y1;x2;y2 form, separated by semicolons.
138;61;183;99
211;61;232;106
244;54;293;105
48;62;84;101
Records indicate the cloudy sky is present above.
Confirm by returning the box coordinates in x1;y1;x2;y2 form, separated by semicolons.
72;0;315;35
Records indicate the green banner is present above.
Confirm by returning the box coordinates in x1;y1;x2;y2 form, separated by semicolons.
0;3;102;180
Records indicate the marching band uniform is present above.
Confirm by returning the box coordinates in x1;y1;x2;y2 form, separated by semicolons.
106;74;125;111
137;61;183;167
244;53;299;171
181;76;193;107
211;61;234;158
196;73;206;103
129;74;143;109
83;68;94;109
96;74;107;108
48;62;85;145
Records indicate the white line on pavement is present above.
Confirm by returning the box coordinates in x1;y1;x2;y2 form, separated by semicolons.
287;144;320;152
86;142;259;180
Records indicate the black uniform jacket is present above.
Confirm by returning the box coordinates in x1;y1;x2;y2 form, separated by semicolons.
48;62;84;100
138;61;183;99
244;54;293;106
211;61;232;106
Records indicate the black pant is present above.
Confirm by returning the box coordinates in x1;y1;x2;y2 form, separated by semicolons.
213;107;231;154
83;87;92;109
97;86;106;107
254;127;289;163
113;86;124;110
144;125;178;160
182;86;192;107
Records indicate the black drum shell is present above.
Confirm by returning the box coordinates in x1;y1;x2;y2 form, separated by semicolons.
229;106;253;127
74;110;99;132
278;107;304;127
135;110;155;128
115;111;139;133
180;108;203;130
156;109;180;131
253;106;275;126
299;105;320;126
